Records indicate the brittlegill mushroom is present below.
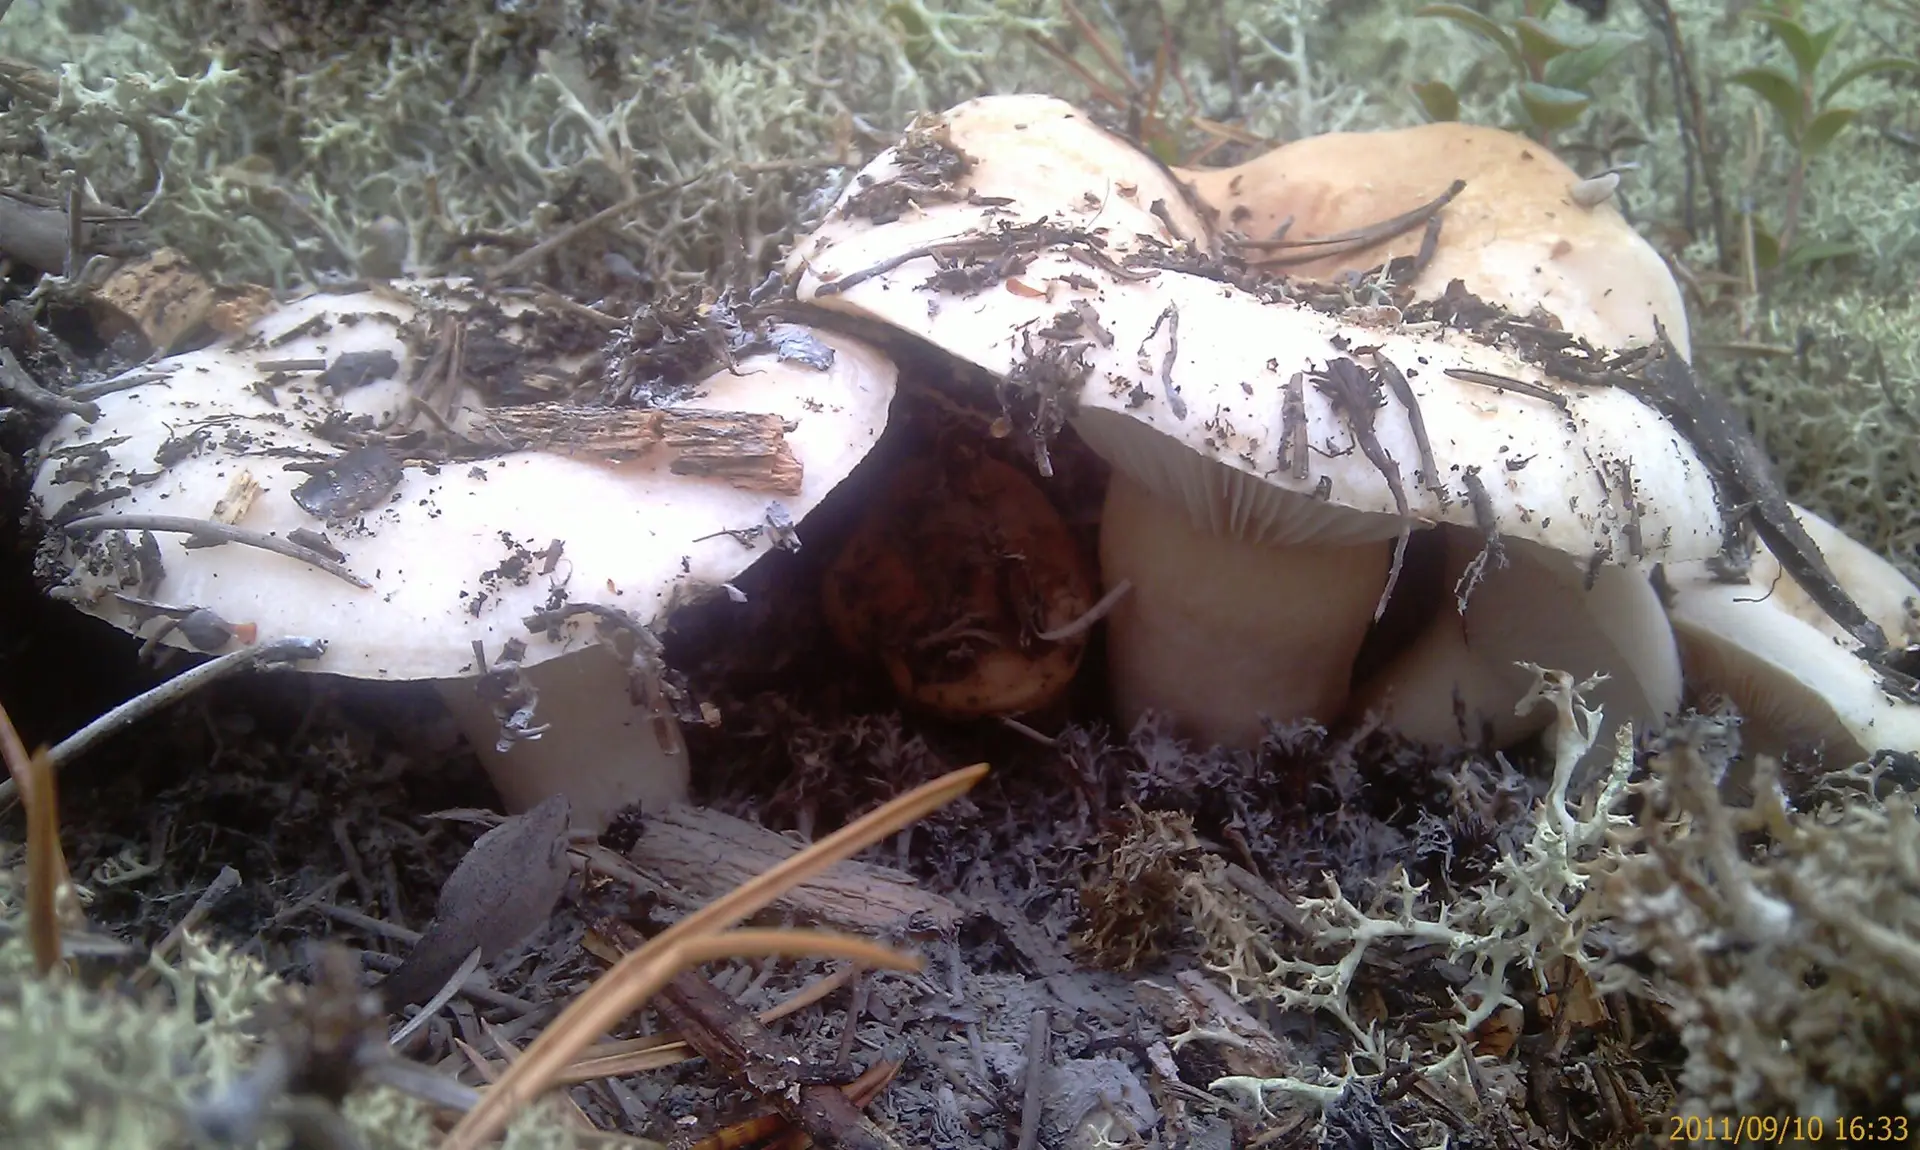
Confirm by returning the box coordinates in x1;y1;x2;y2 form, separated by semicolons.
1183;116;1702;745
789;94;1724;749
1662;504;1920;760
32;281;894;828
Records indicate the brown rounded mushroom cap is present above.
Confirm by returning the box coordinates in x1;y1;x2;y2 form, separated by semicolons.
823;448;1096;718
1177;122;1689;355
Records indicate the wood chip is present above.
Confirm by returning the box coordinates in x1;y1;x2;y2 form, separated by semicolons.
620;804;961;934
88;248;217;355
483;405;804;495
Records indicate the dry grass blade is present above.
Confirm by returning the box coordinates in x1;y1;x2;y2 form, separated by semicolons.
556;962;859;1084
0;700;66;975
1233;179;1467;263
439;764;988;1149
22;750;62;975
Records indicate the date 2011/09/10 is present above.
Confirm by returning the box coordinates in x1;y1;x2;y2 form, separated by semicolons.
1669;1115;1910;1143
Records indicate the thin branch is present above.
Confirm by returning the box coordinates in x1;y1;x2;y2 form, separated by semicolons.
1035;578;1132;642
132;865;242;989
61;514;371;588
0;348;98;422
1016;1006;1050;1150
1442;367;1572;412
1233;180;1466;265
487;193;646;282
0;637;327;809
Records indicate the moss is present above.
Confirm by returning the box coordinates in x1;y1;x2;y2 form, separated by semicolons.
1717;293;1920;580
1651;0;1920;581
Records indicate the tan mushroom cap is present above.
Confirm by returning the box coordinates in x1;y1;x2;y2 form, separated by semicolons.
1178;122;1690;356
1664;504;1920;759
792;95;1723;747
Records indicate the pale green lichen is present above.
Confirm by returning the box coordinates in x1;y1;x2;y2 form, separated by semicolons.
1598;735;1920;1115
0;0;1066;291
0;899;277;1149
1132;670;1920;1122
0;873;594;1149
1177;670;1636;1113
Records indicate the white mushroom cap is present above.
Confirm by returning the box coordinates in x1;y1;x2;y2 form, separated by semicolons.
794;96;1717;557
34;282;896;823
793;95;1209;281
1664;504;1920;759
791;95;1723;746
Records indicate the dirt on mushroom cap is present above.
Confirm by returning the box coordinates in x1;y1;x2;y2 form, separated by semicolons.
791;94;1726;576
31;281;897;680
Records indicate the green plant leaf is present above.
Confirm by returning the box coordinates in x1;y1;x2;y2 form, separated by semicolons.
1807;23;1844;69
1801;106;1858;153
1729;65;1807;139
1412;80;1462;122
1514;17;1576;65
1544;31;1639;92
1745;214;1782;270
1518;82;1590;131
1416;4;1525;70
1748;11;1823;80
1780;238;1860;270
1820;56;1920;105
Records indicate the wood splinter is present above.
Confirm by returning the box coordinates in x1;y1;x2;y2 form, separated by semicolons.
480;404;804;495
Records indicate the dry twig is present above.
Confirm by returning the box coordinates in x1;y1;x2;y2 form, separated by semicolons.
61;514;371;588
0;637;326;808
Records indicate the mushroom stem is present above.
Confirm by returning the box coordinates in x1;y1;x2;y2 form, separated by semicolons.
435;651;688;831
1347;532;1682;748
1099;471;1390;746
